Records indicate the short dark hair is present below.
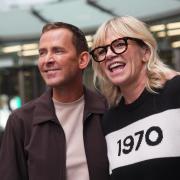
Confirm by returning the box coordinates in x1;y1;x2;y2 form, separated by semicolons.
41;22;89;55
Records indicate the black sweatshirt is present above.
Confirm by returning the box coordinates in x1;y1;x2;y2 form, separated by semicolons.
102;75;180;180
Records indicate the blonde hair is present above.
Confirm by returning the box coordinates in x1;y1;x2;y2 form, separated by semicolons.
92;16;178;107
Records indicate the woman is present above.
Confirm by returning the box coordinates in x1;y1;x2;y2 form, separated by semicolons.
90;16;180;180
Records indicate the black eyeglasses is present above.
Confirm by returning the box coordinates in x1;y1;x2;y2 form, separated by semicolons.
90;37;145;62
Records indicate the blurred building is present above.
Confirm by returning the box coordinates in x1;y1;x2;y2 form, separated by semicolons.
0;0;180;132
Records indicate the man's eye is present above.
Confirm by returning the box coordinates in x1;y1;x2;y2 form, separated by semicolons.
39;51;46;56
55;49;61;53
54;48;64;54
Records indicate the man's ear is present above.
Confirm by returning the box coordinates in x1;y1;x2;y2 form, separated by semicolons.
78;52;90;70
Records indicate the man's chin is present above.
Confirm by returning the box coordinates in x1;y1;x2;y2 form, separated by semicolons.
45;81;60;88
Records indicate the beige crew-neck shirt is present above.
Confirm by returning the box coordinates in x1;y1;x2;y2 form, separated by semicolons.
53;96;89;180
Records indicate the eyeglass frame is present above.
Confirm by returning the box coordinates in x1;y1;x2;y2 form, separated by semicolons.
90;36;146;62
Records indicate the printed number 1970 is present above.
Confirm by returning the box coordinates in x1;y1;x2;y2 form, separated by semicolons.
117;126;163;156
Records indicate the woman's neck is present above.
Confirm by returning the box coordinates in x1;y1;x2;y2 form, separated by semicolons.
121;72;147;104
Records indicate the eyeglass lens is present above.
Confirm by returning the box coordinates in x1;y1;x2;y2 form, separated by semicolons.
92;38;127;62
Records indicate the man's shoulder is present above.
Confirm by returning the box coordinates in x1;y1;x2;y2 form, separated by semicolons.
11;90;51;120
4;89;53;137
85;87;106;101
84;87;108;111
85;87;104;98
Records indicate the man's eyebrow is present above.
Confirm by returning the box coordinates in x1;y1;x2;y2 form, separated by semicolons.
38;47;46;52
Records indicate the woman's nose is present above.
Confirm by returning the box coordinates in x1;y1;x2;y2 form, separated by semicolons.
105;46;116;60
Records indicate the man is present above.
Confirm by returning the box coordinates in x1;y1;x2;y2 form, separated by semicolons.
0;22;109;180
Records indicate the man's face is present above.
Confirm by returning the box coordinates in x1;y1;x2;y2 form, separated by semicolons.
38;28;82;88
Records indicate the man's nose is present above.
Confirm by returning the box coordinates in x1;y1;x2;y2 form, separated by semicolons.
45;53;55;63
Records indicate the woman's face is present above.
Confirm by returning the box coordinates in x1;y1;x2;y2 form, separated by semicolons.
99;29;150;90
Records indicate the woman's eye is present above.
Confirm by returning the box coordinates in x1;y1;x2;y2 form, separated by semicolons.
114;42;125;48
97;48;106;56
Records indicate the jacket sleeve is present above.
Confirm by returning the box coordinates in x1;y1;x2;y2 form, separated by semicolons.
0;112;28;180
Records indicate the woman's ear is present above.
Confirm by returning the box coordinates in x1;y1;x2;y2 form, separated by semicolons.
78;52;90;70
142;47;150;63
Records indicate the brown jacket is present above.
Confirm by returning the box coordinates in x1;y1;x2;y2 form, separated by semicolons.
0;88;109;180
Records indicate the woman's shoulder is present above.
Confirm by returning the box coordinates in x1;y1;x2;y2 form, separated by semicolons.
163;72;180;95
166;72;180;85
165;70;180;81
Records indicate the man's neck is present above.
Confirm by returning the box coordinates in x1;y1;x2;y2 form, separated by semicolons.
52;85;84;103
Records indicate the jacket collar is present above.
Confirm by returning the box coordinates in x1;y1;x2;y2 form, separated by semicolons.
33;88;58;125
33;87;107;125
83;87;108;117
